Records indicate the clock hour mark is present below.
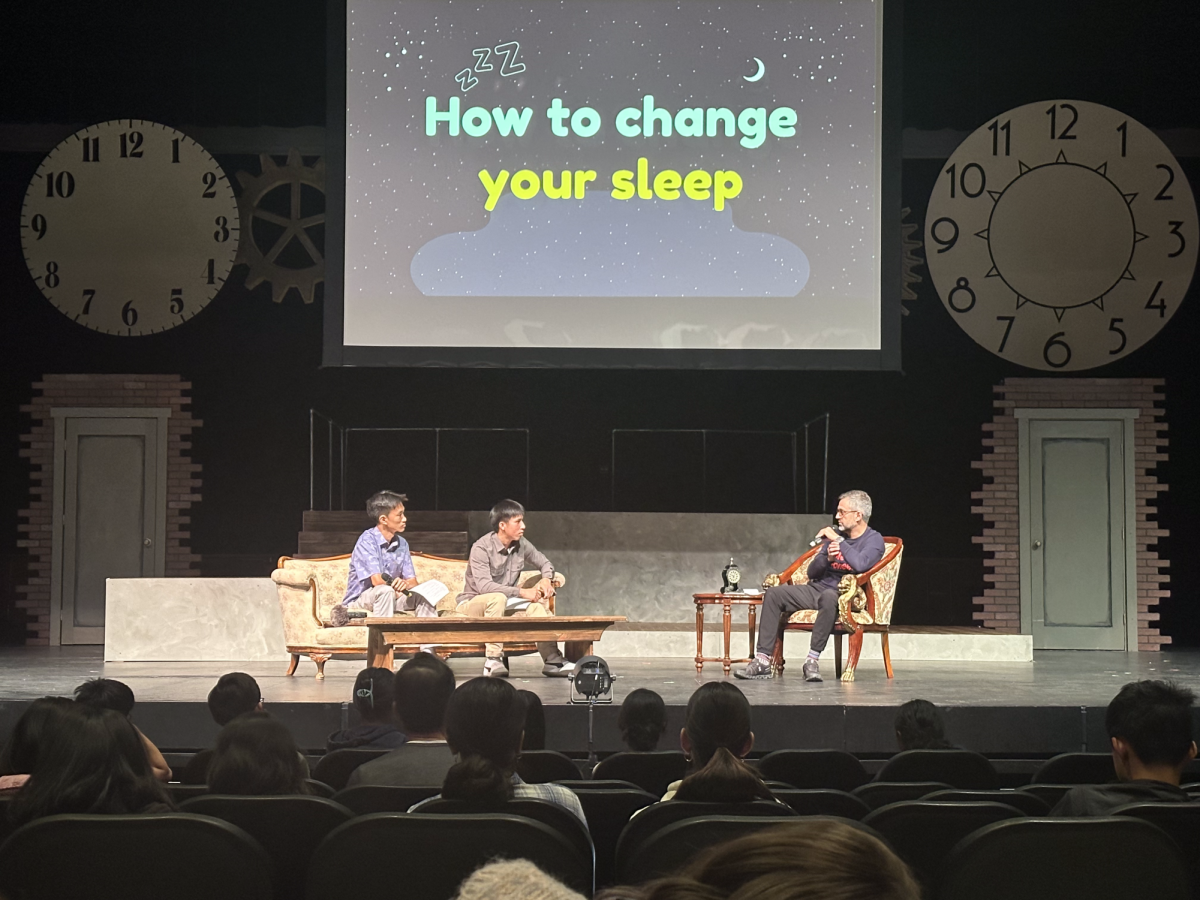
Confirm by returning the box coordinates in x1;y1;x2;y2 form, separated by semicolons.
1116;121;1128;157
987;119;1011;156
1043;332;1071;368
1154;165;1175;201
171;138;180;163
82;136;100;162
170;289;184;314
944;163;986;199
44;171;75;198
930;217;959;253
1145;281;1166;318
996;316;1015;352
82;289;96;315
44;261;60;288
1045;103;1078;140
1108;318;1127;355
201;172;218;198
121;301;138;327
213;216;231;243
1167;221;1186;258
204;258;215;285
30;214;47;239
948;277;976;313
119;131;144;158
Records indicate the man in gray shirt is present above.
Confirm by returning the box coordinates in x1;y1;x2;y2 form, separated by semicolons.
454;499;574;678
347;652;458;788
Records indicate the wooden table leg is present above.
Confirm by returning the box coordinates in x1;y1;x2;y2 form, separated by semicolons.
367;626;395;670
748;604;758;658
722;600;732;675
695;603;704;673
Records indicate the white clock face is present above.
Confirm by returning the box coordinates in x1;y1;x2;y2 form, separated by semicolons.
926;100;1197;371
20;120;240;335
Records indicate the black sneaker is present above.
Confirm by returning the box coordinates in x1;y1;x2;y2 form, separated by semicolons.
802;659;823;682
734;657;773;680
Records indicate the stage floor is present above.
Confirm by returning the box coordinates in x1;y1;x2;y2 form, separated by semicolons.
1;647;1198;760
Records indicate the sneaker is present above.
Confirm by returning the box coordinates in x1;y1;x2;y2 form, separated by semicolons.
802;659;823;682
483;658;509;678
734;657;773;680
542;661;575;677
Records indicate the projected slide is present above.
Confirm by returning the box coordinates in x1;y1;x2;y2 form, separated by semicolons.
342;0;883;353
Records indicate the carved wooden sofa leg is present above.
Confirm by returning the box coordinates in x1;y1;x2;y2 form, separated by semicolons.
285;654;300;676
841;630;864;682
881;631;894;679
310;653;332;680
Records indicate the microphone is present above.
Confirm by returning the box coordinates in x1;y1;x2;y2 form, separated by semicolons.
809;526;847;548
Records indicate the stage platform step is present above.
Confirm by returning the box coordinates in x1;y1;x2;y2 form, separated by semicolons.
297;509;471;559
302;510;471;531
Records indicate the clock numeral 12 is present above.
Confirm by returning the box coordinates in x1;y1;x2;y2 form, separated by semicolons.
120;132;144;158
1045;103;1078;140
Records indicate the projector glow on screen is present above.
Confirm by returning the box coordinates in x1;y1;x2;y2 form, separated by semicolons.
342;0;884;354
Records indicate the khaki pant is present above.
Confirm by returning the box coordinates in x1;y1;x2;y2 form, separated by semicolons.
458;592;564;664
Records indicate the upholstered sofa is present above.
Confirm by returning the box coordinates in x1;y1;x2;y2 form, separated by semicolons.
271;552;560;678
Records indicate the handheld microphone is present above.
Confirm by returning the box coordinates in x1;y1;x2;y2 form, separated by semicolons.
808;526;847;548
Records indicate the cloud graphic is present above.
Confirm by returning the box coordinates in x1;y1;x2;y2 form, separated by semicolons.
410;193;810;297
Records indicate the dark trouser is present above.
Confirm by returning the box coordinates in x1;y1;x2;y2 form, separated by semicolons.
755;583;839;658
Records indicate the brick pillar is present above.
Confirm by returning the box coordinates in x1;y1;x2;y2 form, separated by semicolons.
16;375;202;646
971;378;1168;649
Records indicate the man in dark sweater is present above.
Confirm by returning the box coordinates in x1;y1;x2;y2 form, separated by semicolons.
736;490;885;683
1051;680;1196;816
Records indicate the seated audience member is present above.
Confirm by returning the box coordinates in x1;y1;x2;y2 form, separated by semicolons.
455;859;586;900
519;690;547;751
618;688;668;752
894;698;954;751
1052;679;1196;816
207;712;311;795
348;652;457;787
595;819;920;900
327;667;407;751
7;704;174;828
73;678;172;782
411;677;587;827
183;672;267;784
663;682;772;803
0;696;76;792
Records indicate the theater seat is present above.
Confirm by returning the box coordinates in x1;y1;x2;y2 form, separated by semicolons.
311;748;389;790
515;749;581;783
852;780;951;810
756;748;870;791
0;813;272;900
924;789;1050;817
331;783;441;815
1111;802;1200;899
618;814;806;884
307;812;591;899
1032;752;1117;785
875;749;1000;790
771;788;871;819
592;751;689;796
568;786;658;888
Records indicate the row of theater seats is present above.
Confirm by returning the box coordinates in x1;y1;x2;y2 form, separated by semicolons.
1;788;1198;900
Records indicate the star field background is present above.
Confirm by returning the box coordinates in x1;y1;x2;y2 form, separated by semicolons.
345;0;882;349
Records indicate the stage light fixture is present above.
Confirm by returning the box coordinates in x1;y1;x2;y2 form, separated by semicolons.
570;655;614;702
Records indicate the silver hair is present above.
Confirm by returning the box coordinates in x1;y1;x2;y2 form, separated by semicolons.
367;490;407;523
839;490;873;522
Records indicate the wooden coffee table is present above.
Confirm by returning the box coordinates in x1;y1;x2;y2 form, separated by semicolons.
693;593;764;675
363;615;627;669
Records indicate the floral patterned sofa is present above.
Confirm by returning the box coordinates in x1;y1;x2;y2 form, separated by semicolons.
767;537;903;682
271;551;559;678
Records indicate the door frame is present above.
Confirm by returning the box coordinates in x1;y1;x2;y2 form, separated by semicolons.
49;407;171;647
1016;407;1139;651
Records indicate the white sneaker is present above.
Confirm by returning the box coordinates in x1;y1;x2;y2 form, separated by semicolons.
484;658;509;678
542;660;575;677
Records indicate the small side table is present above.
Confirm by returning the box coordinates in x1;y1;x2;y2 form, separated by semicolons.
693;592;764;675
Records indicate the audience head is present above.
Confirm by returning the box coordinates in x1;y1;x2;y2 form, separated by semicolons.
598;819;920;900
73;678;135;717
456;859;586;900
207;672;263;726
1106;680;1197;779
489;499;525;533
894;699;953;751
618;688;667;752
0;696;76;776
395;652;455;737
673;682;768;803
353;667;398;725
367;490;407;526
8;703;171;827
519;690;546;751
442;677;526;804
206;712;310;795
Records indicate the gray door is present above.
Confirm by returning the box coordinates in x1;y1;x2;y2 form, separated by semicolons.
1027;418;1128;650
58;417;161;644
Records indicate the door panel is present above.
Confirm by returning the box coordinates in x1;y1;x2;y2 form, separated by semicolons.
1029;419;1126;650
59;418;159;644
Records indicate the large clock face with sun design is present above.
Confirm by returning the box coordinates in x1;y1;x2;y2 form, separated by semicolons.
926;100;1197;371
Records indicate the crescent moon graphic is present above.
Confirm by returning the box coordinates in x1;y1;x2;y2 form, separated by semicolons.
743;57;765;82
